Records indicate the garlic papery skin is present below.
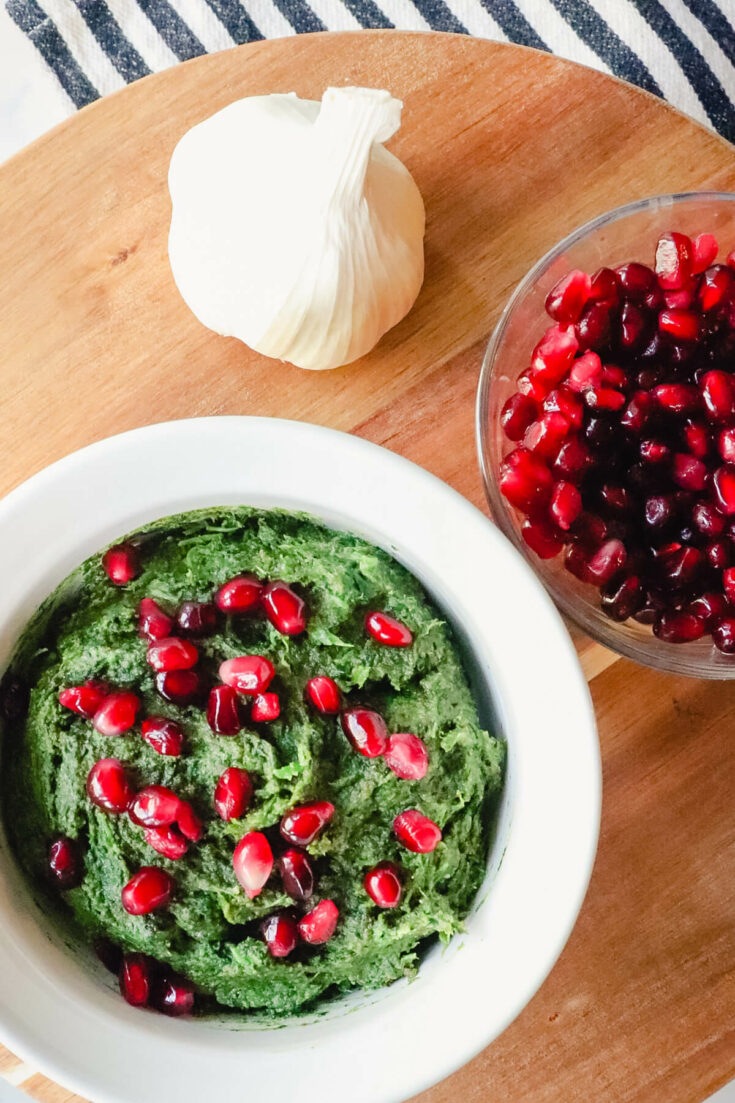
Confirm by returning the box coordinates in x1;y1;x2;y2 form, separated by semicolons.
168;86;425;371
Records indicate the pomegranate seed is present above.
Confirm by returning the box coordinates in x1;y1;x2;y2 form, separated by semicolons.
572;511;608;548
176;801;203;842
341;707;388;757
128;785;181;828
521;518;563;559
683;422;710;459
219;655;275;695
207;685;241;735
545;269;591;324
728;250;735;270
700;370;735;422
251;692;280;722
501;393;538;441
706;539;731;570
661;546;703;587
176;601;217;637
138;598;173;641
599;484;631;513
713;616;735;653
122;867;174;915
564;543;592;582
214;767;253;822
687;592;728;628
655;232;693;289
691;232;718;273
653;610;705;643
233;832;273;898
523;412;571;459
589;267;620;305
95;938;122;974
92;691;140;736
672;454;708;491
549;480;582;530
262;581;307;636
261;913;299;958
575;302;612;351
664;282;695;310
621;391;653;433
305;675;341;715
86;758;132;813
567;350;603;392
102;543;140;585
698;266;734;312
156;977;195;1016
141;716;184;756
692;501;725;536
58;682;107;720
544;386;584;428
644;286;665;311
530;325;579;385
48;836;82;889
215;574;263;614
279;849;314;901
365;611;413;647
645;496;674;530
364;862;402;908
298;900;339;945
146;637;199;673
586;539;626;585
601;364;628;389
713;465;735;515
143;826;188;860
280;801;335;847
640;440;671;464
384;732;429;780
517;369;549;402
652;384;701;415
719;428;735;464
723;567;735;604
156;669;202;705
119;954;153;1007
499;448;553;511
659;309;700;343
600;575;644;622
393;809;442;853
615;262;656;300
584;387;626;412
619;302;649;349
552;436;594;482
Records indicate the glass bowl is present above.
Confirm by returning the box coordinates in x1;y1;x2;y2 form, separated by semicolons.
477;191;735;679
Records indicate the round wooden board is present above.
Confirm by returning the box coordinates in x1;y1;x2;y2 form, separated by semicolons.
1;30;735;1103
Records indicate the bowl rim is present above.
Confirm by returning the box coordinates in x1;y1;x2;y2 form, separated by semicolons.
477;189;735;678
0;416;600;1103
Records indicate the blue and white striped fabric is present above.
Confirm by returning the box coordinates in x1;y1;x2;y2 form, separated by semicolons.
5;0;735;141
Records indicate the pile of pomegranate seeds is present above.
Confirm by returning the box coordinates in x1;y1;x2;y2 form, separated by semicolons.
499;233;735;651
118;953;195;1016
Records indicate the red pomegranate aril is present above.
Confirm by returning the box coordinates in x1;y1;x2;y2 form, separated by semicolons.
575;301;613;351
280;801;335;847
619;301;649;349
157;977;195;1017
653;610;706;643
683;422;710;459
621;391;653;433
655;232;693;289
700;370;735;422
207;685;241;735
586;540;626;585
279;849;314;901
146;637;199;673
645;496;674;530
545;270;591;324
261;913;299;958
138;598;173;641
233;832;273;898
219;655;275;695
122;867;174;915
584;387;626;412
128;785;181;828
48;836;82;889
728;249;735;270
517;369;549;402
298;900;339;945
364;862;402;908
615;262;656;300
141;716;184;757
706;539;730;570
521;518;563;559
567;350;603;392
119;953;153;1007
601;575;645;622
501;393;538;441
251;692;280;722
550;480;582;531
687;592;729;628
176;801;203;843
102;544;140;586
341;707;388;757
384;732;429;780
58;682;107;720
672;454;708;491
530;324;579;385
393;809;442;853
365;611;413;647
691;232;718;273
564;543;592;582
601;364;628;389
95;938;123;974
214;767;253;822
262;581;307;636
719;428;735;464
713;465;735;515
600;484;631;513
664;284;695;310
640;440;671;464
523;412;570;459
659;308;700;343
644;286;665;311
723;567;735;604
499;448;553;511
652;383;701;415
692;501;725;537
661;546;704;586
86;758;132;813
143;825;189;860
543;387;584;429
698;266;734;312
215;574;263;614
589;266;620;305
92;691;140;737
713;616;735;653
572;511;608;548
156;669;202;705
552;437;594;482
176;601;217;638
305;675;341;715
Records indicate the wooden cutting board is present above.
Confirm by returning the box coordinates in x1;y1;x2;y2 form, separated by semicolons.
1;30;734;1103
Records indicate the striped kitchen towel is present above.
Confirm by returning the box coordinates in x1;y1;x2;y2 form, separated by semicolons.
5;0;735;141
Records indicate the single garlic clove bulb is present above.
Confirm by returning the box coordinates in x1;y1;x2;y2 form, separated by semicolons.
168;87;425;371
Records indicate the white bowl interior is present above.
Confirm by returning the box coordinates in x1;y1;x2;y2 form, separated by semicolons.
0;418;600;1103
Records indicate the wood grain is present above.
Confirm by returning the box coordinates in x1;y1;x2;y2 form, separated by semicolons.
0;29;733;1103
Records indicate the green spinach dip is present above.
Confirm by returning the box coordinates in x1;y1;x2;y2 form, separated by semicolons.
1;508;505;1018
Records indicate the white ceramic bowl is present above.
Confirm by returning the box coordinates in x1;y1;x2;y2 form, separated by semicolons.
0;417;600;1103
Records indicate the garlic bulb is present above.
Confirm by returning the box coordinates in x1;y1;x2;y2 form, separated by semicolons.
168;86;425;371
